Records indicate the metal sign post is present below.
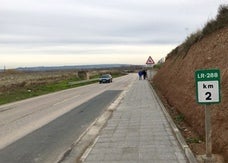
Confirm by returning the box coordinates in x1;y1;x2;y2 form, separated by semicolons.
205;105;212;158
146;56;155;80
195;69;221;163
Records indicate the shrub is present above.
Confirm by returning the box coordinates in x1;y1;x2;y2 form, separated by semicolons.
186;137;200;144
182;30;203;56
175;113;185;123
202;5;228;36
153;63;164;69
166;46;179;60
166;5;228;60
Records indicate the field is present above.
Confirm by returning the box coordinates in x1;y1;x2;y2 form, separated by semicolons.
0;69;125;105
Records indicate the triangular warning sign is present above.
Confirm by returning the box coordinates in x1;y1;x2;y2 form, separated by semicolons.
146;56;155;65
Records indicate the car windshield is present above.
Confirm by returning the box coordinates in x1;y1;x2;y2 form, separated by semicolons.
101;74;110;78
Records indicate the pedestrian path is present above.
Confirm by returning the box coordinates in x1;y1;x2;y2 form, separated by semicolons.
81;79;188;163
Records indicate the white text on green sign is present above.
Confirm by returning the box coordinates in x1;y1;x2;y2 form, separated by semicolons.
195;69;221;104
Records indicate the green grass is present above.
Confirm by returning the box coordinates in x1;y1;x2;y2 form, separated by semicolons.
153;63;163;69
175;114;185;124
0;78;98;105
0;73;125;105
186;137;201;144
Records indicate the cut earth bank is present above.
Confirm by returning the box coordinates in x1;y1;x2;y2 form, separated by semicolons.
153;26;228;162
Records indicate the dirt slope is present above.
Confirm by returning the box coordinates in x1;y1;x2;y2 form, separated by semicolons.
153;27;228;161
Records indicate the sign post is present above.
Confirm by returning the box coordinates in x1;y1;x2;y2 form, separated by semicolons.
195;69;221;162
146;56;155;80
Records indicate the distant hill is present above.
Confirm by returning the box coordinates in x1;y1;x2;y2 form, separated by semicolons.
15;64;135;72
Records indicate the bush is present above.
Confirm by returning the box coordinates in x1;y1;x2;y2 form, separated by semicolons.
186;137;200;144
182;30;203;56
202;5;228;36
153;63;163;69
175;113;185;124
166;5;228;60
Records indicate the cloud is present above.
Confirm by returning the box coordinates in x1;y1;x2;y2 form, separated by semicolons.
0;0;227;68
1;44;176;68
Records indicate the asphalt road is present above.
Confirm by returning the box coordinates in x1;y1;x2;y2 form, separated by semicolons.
0;74;137;163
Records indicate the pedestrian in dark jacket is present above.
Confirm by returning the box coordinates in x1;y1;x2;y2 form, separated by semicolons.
138;71;142;80
142;70;147;80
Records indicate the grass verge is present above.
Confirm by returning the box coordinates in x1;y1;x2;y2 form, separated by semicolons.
0;73;124;105
0;79;96;105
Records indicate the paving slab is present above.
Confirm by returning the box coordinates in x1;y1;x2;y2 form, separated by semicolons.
81;79;189;163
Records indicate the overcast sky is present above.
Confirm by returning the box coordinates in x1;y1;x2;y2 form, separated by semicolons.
0;0;227;68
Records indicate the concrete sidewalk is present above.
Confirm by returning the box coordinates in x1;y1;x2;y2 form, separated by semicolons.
79;79;192;163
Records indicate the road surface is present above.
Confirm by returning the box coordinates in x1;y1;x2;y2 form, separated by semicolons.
0;73;136;163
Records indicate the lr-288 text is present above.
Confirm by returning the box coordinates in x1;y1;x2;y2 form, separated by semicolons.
206;73;218;79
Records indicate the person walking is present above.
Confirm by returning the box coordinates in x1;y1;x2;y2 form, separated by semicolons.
142;70;147;80
138;71;143;80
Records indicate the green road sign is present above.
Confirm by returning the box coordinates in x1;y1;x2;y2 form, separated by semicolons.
195;69;221;104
